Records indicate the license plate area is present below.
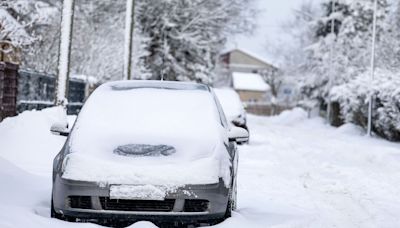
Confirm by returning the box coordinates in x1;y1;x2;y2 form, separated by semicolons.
109;185;166;200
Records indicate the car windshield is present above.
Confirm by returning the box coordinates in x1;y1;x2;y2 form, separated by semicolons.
69;81;223;161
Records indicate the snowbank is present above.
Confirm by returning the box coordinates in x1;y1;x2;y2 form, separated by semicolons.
269;107;308;125
336;123;365;136
0;156;114;228
0;107;68;175
64;81;231;187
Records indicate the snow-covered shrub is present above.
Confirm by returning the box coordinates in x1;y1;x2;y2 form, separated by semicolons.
331;69;400;141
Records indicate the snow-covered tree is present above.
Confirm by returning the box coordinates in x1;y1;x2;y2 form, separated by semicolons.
136;0;255;83
70;1;125;81
292;0;389;108
0;0;55;64
376;1;400;71
2;0;255;83
260;68;282;98
23;2;59;73
268;1;318;76
0;0;59;68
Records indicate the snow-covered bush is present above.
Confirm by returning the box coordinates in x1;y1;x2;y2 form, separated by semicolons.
330;69;400;141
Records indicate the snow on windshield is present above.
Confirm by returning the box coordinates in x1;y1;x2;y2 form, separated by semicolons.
63;81;231;187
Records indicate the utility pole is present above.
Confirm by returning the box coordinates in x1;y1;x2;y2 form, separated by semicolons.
367;0;378;136
326;0;336;124
124;0;135;80
56;0;75;107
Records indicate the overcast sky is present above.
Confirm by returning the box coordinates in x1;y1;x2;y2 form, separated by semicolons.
229;0;324;65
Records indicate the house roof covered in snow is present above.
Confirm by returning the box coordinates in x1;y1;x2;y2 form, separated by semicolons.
221;48;277;70
232;72;270;92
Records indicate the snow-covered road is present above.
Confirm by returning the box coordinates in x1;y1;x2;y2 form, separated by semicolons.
232;110;400;228
1;108;400;228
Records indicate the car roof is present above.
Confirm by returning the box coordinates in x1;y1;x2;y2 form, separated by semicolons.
102;80;210;92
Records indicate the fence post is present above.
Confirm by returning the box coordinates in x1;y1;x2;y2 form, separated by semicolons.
0;62;18;121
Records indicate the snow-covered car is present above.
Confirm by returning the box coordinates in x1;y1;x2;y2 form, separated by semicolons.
50;80;248;226
214;88;249;142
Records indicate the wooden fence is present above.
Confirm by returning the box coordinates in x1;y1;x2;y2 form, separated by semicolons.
245;103;293;116
0;63;89;121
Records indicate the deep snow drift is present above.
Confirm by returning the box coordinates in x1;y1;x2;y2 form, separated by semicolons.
1;107;400;227
0;107;68;176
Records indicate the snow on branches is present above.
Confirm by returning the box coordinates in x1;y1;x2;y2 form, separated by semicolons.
0;0;57;48
136;0;255;83
282;0;390;108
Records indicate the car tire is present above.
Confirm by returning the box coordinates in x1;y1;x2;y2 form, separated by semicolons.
51;198;76;222
225;177;237;218
51;199;62;219
225;198;233;218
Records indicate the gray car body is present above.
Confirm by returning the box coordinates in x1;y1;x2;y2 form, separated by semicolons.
51;81;239;224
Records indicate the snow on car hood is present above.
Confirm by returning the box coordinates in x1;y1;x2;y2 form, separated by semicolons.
62;81;231;187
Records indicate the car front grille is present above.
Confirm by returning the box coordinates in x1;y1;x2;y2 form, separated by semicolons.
99;197;175;212
183;199;209;212
68;196;92;209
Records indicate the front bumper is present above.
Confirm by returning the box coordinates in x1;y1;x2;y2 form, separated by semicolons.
52;175;229;223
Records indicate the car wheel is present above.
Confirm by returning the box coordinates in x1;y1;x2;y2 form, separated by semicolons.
225;198;233;218
51;198;76;222
225;178;237;218
51;198;62;219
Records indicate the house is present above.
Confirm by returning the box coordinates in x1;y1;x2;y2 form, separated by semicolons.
218;48;277;103
232;72;270;103
220;48;277;74
218;48;297;115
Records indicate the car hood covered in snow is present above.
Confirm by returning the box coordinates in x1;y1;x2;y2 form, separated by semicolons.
62;81;231;187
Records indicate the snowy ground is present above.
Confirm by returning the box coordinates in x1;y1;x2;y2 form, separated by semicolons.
1;108;400;228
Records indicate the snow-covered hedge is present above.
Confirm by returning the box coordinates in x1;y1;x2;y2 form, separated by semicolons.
330;69;400;141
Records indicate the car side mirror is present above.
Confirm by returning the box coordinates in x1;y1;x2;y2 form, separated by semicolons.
232;117;244;126
50;123;70;137
228;126;249;143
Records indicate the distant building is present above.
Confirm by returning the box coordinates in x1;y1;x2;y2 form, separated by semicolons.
217;48;297;116
219;48;277;74
218;48;277;103
232;72;270;103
